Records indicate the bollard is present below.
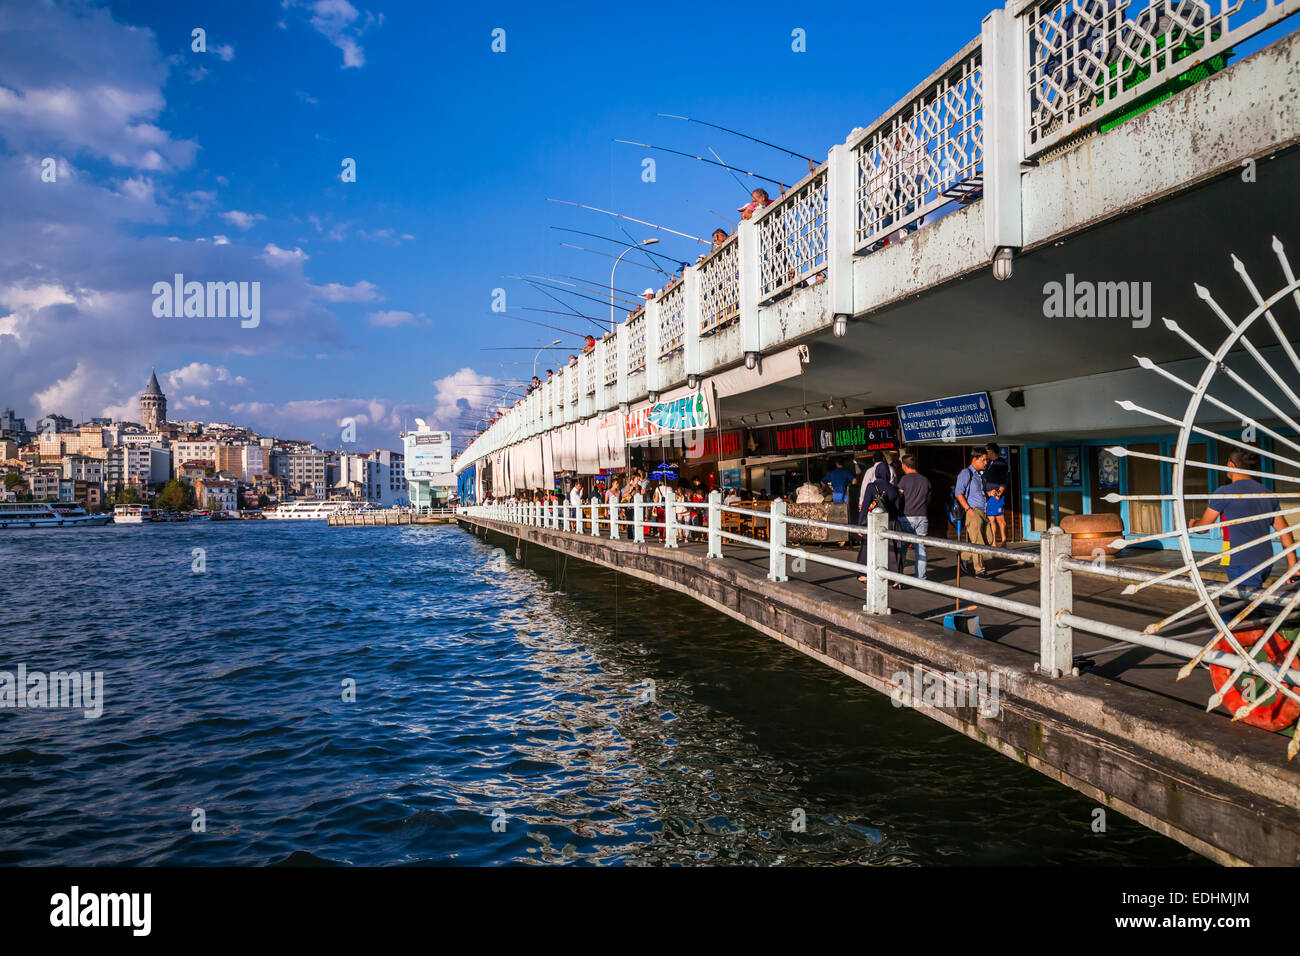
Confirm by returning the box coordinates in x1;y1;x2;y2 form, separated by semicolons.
633;494;645;544
1039;526;1074;678
862;509;890;615
664;488;677;548
768;498;788;582
707;490;722;559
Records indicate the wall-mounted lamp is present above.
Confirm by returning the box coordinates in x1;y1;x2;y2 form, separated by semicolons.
745;351;759;370
618;402;628;415
648;391;660;404
833;314;849;337
687;374;698;390
993;247;1015;281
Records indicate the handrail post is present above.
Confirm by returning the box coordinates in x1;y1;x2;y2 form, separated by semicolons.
768;498;788;582
706;490;722;559
1039;526;1074;678
862;509;890;615
633;493;645;543
664;488;677;548
610;499;619;540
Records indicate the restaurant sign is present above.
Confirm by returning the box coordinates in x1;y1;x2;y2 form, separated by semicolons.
751;414;898;456
626;392;712;443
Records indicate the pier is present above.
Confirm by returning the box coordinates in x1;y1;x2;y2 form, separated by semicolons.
458;501;1300;866
327;509;457;527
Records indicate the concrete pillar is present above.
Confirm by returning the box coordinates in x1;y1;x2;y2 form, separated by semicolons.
738;217;761;362
826;142;855;320
768;498;789;582
683;265;702;380
645;296;661;397
981;5;1025;260
706;489;722;559
862;509;890;615
1039;526;1074;678
633;493;645;543
664;488;677;548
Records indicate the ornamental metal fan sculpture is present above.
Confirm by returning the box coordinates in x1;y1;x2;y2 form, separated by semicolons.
1111;237;1300;757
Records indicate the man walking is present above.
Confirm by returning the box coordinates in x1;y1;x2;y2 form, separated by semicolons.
824;457;855;505
955;450;992;579
896;453;932;581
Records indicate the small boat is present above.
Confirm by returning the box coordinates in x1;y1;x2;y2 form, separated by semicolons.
113;505;155;524
0;502;112;529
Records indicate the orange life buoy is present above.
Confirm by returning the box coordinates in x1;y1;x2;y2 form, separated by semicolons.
1208;628;1300;731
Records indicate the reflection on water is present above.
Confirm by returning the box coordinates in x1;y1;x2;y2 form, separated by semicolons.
0;522;1203;865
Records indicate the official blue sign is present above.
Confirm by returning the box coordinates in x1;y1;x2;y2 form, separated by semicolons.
897;392;997;444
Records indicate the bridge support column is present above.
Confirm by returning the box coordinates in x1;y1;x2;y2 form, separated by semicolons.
738;218;761;367
633;494;645;543
706;490;722;559
862;509;890;615
645;297;661;398
981;5;1025;264
768;499;788;582
683;265;702;382
664;488;678;548
826;142;854;324
1038;527;1074;678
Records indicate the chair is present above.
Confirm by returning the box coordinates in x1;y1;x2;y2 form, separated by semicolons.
751;500;771;541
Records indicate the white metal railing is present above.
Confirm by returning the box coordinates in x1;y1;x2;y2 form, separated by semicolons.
568;362;579;405
461;491;1300;700
627;309;647;372
850;39;983;252
582;350;596;396
756;167;829;302
657;280;686;357
698;235;740;335
1022;0;1300;159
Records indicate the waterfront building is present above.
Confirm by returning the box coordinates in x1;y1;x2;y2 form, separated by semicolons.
27;467;61;500
0;408;30;445
61;455;104;485
402;422;450;508
194;477;237;513
140;369;167;432
334;450;409;506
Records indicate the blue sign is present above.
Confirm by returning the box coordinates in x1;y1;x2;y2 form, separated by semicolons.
897;392;997;444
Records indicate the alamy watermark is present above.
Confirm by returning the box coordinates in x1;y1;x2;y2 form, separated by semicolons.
152;274;260;328
1042;274;1151;329
0;664;103;718
891;665;1000;718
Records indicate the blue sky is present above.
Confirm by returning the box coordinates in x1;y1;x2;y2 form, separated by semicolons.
0;0;985;449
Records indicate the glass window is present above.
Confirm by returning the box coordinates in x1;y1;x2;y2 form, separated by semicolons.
1030;491;1051;532
1128;442;1162;537
1182;442;1210;525
1089;446;1122;518
1029;447;1049;488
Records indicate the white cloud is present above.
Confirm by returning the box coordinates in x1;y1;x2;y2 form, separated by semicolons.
262;243;309;267
284;0;383;69
220;209;265;230
212;43;235;62
367;310;426;328
309;280;379;303
213;235;229;245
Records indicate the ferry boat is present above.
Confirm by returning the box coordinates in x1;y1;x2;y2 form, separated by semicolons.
0;502;112;529
266;500;369;521
113;505;155;524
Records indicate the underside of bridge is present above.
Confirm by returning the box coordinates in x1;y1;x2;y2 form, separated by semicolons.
717;145;1300;439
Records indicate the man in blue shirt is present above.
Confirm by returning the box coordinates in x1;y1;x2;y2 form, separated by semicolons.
823;458;855;504
1189;449;1296;593
955;450;992;579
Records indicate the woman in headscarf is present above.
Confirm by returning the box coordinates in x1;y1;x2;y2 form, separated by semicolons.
856;459;904;584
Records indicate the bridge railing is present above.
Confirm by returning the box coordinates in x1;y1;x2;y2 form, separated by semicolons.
1019;0;1300;159
461;492;1300;695
847;37;985;253
697;235;740;336
755;166;830;302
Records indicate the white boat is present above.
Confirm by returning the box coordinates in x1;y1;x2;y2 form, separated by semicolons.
266;500;371;521
113;505;155;524
0;502;112;529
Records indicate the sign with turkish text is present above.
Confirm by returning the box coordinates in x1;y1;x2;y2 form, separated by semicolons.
896;393;996;444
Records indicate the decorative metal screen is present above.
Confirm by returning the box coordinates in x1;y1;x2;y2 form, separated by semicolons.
699;237;739;335
657;280;686;357
852;46;983;252
1024;0;1299;157
568;366;579;406
603;338;617;385
757;169;829;302
582;351;596;395
627;310;647;372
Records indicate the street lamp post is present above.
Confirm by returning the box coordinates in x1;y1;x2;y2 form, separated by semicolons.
610;238;659;333
534;339;562;379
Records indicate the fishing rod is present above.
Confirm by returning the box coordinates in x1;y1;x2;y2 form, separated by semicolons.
492;312;586;338
657;112;818;166
555;274;642;301
684;198;733;224
707;146;752;197
547;198;709;246
613;139;786;189
559;242;669;275
520;306;606;322
535;273;640;307
550;227;679;271
505;275;607;331
511;274;635;313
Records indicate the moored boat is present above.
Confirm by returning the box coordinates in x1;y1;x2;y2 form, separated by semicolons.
0;502;112;529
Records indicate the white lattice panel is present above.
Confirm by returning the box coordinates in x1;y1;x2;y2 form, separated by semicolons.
658;281;686;357
582;351;596;395
757;170;828;301
568;366;579;405
627;310;647;372
603;338;617;385
1024;0;1298;156
699;237;739;335
853;50;983;251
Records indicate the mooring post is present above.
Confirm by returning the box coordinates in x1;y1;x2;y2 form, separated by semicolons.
768;498;788;582
707;490;722;559
862;509;890;615
633;494;645;543
1039;526;1074;678
664;488;677;548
